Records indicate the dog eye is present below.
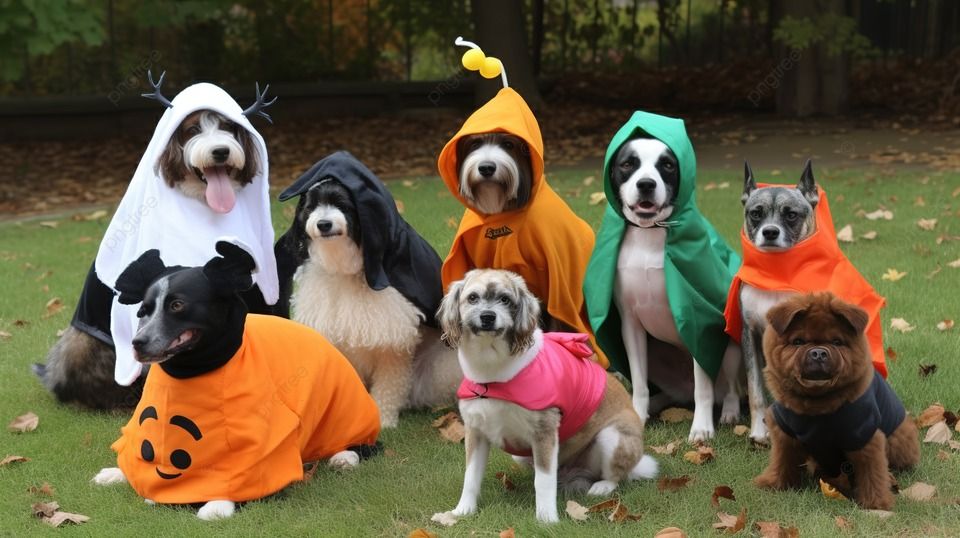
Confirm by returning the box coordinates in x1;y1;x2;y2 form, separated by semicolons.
831;338;844;346
466;293;479;304
748;208;763;222
661;161;676;172
186;125;201;135
619;158;635;171
469;140;482;151
501;140;514;150
784;210;798;222
498;296;512;306
169;299;186;313
791;338;805;346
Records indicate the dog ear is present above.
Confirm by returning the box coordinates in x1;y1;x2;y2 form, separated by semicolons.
234;127;260;186
202;241;256;294
155;130;185;188
766;298;808;335
437;278;466;348
829;295;869;334
115;250;168;305
797;159;819;207
741;161;756;206
508;271;540;355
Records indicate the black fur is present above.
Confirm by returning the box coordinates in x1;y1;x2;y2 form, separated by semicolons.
609;137;680;215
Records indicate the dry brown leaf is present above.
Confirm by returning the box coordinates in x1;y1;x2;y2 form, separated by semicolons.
916;404;946;428
683;445;715;465
864;208;893;220
836;224;854;242
835;515;853;530
861;230;878;240
604;500;642;522
937;449;950;461
936;320;954;331
588;192;607;205
1;455;29;466
885;347;898;361
865;509;893;519
408;529;438;538
400;180;416;188
924;421;952;444
27;482;55;496
919;364;938;377
655;527;687;538
32;501;59;518
712;485;736;508
445;217;458;229
44;297;64;318
890;318;915;332
732;425;750;437
494;471;516;491
948;258;960;268
704;182;718;191
713;508;747;534
659;407;695;423
582;175;595;186
8;412;39;433
0;330;10;341
917;218;938;231
881;269;907;282
650;440;682;455
430;511;459;527
431;412;465;443
755;521;798;537
565;500;589;521
587;498;620;513
902;482;937;501
657;475;692;492
718;182;730;189
38;221;59;229
43;511;90;527
914;196;926;207
499;528;515;538
83;209;108;220
948;439;960;451
395;200;405;214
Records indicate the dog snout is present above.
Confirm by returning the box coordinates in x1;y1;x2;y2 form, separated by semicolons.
761;226;781;240
806;347;829;363
479;311;497;330
636;178;657;193
132;335;148;353
211;146;230;163
317;220;333;233
478;162;497;178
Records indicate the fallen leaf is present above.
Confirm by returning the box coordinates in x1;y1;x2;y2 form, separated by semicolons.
0;330;10;341
494;471;516;491
865;509;893;519
919;364;938;377
948;258;960;268
864;208;893;220
936;320;954;331
430;511;459;527
885;347;898;361
445;217;458;229
588;191;607;205
683;445;715;465
771;169;782;176
718;182;730;189
917;218;938;231
566;500;589;521
401;180;416;188
835;515;853;530
408;529;437;538
38;221;59;229
937;449;950;461
32;501;59;518
8;412;39;433
924;421;952;444
1;455;29;466
881;269;907;282
732;425;750;437
44;297;64;318
861;230;878;240
659;407;695;423
582;175;595;186
395;200;405;214
948;439;960;451
901;482;937;501
75;236;93;243
43;511;90;527
650;440;682;455
913;196;926;207
820;478;849;500
13;319;28;327
657;475;692;492
712;485;736;508
499;528;515;538
890;318;915;332
836;224;854;242
34;270;52;282
704;182;718;191
916;404;946;427
713;508;747;533
431;412;465;443
83;209;108;220
27;482;55;496
655;527;687;538
587;498;620;513
755;521;798;537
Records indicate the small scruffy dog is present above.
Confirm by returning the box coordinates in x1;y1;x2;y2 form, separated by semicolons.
277;152;461;428
455;132;533;215
433;269;656;524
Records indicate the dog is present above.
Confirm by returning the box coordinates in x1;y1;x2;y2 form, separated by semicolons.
433;269;657;524
753;292;919;510
593;130;741;443
276;152;461;428
35;76;278;410
455;133;533;216
92;241;380;521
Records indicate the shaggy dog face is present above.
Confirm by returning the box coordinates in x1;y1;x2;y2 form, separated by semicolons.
156;110;260;213
456;133;533;215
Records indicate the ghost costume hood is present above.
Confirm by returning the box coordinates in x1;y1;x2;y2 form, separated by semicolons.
584;111;741;379
277;151;444;325
90;82;278;386
723;184;887;377
438;87;605;367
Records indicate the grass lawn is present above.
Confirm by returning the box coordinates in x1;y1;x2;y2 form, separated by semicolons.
2;165;960;537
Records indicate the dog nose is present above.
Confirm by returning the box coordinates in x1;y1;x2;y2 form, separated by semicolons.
479;311;496;330
806;347;829;363
761;226;780;240
132;336;147;353
317;220;333;233
636;178;657;193
212;147;230;163
478;162;497;177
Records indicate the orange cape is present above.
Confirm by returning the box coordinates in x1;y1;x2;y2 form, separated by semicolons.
112;314;380;504
723;186;887;377
438;88;606;367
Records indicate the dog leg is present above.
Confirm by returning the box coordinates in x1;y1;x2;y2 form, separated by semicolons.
531;427;560;523
368;351;412;428
847;432;895;510
741;325;769;443
718;341;742;425
197;500;236;521
92;467;127;486
328;450;360;470
753;408;804;490
886;418;920;471
449;426;490;518
621;316;650;422
688;360;716;442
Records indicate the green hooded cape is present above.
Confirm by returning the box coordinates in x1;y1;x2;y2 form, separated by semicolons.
583;111;740;379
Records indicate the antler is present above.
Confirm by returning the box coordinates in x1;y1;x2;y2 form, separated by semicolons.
242;82;278;123
141;70;174;108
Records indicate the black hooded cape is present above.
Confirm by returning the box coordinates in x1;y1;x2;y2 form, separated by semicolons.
275;151;444;327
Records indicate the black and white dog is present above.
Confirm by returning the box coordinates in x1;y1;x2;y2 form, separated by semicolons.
609;137;740;442
456;133;533;216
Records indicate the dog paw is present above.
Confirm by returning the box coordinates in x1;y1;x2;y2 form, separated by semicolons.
379;413;400;429
431;511;462;526
720;397;740;425
144;499;156;506
197;500;235;521
753;472;795;491
92;467;127;486
587;480;618;496
856;489;895;511
536;506;560;523
328;450;360;470
687;425;715;444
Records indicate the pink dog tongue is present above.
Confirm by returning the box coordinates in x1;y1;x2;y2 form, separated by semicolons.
203;166;236;214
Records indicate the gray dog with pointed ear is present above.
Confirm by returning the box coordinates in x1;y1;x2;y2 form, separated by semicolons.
737;159;819;443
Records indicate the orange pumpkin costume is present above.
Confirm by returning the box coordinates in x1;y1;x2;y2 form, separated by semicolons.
723;185;887;377
112;314;380;504
438;88;606;367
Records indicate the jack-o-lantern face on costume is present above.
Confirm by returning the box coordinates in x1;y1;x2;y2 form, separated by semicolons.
136;406;203;480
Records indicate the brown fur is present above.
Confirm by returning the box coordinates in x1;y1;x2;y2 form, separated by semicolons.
455;133;533;212
754;292;920;510
156;110;259;189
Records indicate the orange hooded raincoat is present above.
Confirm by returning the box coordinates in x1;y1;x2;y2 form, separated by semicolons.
438;88;606;367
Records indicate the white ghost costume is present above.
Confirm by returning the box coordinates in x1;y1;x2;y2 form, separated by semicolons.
93;82;278;386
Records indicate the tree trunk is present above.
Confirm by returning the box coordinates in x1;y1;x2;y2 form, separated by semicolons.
531;0;544;77
470;0;543;108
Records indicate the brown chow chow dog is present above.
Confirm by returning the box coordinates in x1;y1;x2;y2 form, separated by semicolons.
753;292;919;510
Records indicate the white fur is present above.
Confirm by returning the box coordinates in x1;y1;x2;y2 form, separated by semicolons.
328;450;360;469
459;144;520;214
196;500;236;521
182;112;246;173
92;467;127;485
457;330;542;383
617;139;676;227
